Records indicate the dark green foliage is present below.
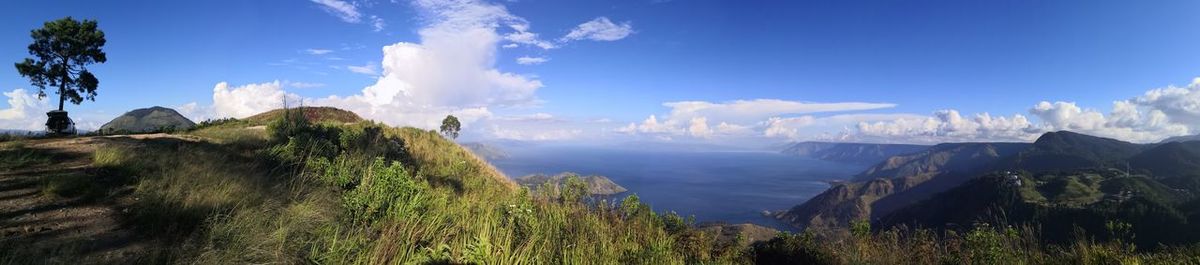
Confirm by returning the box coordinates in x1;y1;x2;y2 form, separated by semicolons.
557;174;588;203
14;17;107;110
751;232;838;265
439;115;461;139
193;117;242;130
340;158;425;223
265;108;342;162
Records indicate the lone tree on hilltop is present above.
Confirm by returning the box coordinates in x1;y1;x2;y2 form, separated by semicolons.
14;17;107;135
440;115;461;139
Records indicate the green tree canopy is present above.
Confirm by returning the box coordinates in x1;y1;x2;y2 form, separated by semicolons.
14;17;107;111
440;115;461;139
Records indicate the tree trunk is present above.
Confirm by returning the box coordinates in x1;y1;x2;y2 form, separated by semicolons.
57;86;65;111
58;57;68;111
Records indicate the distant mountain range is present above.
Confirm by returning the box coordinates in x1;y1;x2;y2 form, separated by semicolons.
775;131;1200;247
1160;134;1200;144
515;172;628;196
462;142;510;160
780;142;929;164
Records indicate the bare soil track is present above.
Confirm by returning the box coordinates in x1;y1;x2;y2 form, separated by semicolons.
0;134;201;264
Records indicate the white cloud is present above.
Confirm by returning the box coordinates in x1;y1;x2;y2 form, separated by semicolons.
175;102;212;122
312;0;362;23
662;99;895;124
561;17;634;42
617;115;683;135
489;125;581;141
346;63;379;75
0;88;53;131
764;113;926;141
515;56;548;65
1131;77;1200;125
853;98;1192;144
688;117;712;138
304;48;334;55
616;99;898;140
285;81;327;89
1027;101;1188;143
504;24;557;49
501;43;519;48
370;15;386;32
211;81;301;119
855;110;1038;143
305;0;542;129
493;113;560;122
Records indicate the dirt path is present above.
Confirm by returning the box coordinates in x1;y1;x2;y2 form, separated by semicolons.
0;134;205;264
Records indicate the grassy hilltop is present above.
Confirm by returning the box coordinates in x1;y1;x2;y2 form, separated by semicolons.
2;107;1199;264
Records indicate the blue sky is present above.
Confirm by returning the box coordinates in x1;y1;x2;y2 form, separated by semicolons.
2;0;1200;145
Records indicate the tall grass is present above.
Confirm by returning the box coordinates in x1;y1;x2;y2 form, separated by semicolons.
16;107;1200;264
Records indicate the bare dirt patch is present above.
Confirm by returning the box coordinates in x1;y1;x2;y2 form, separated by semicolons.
0;134;208;264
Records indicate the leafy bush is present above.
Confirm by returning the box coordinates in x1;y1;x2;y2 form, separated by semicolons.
341;158;426;223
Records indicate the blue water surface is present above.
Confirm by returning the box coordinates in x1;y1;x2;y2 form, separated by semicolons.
489;146;868;231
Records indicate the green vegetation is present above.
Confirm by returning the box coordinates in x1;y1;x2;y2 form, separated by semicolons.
440;114;461;139
242;106;363;125
4;108;741;264
6;109;1200;264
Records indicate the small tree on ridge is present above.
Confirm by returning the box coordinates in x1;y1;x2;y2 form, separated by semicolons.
440;115;461;139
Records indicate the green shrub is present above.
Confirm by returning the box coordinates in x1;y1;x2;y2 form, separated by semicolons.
341;158;426;223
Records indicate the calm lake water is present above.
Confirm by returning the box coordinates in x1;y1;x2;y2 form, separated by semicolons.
489;146;867;231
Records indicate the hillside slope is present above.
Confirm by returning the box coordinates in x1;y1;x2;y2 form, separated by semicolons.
775;142;1027;230
1;108;753;264
243;106;363;125
99;106;195;134
1007;131;1147;172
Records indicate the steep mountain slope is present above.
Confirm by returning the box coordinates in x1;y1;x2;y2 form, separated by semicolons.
99;106;195;133
1129;141;1200;189
853;142;1029;182
878;171;1195;248
781;142;929;164
775;142;1028;230
1007;131;1147;172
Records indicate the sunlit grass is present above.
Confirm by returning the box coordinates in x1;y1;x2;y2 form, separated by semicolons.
9;108;1200;264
